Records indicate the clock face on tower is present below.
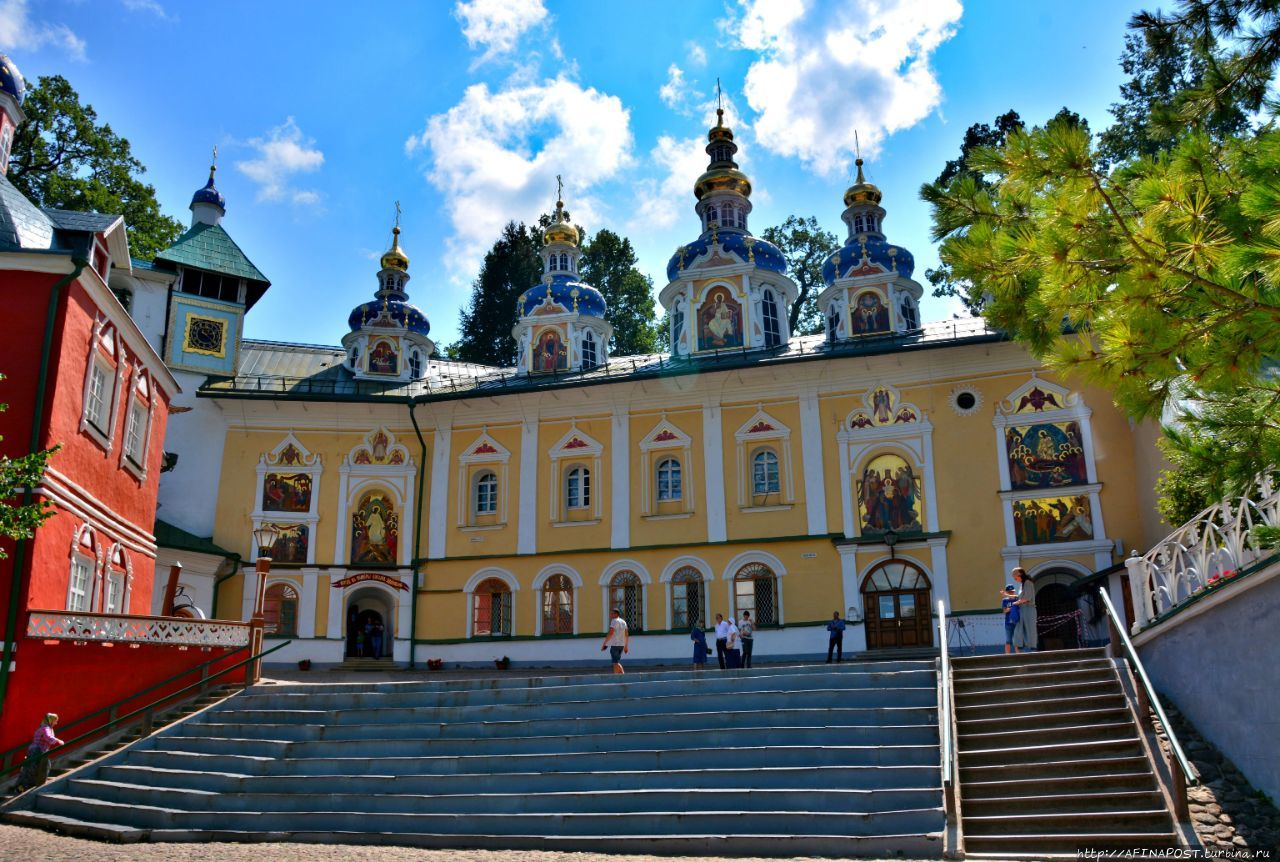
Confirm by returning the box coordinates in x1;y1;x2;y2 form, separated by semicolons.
184;313;227;357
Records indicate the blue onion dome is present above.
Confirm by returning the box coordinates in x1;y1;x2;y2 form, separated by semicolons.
381;225;409;272
0;53;25;105
822;236;915;285
347;298;431;337
190;164;225;210
666;231;787;283
519;275;606;319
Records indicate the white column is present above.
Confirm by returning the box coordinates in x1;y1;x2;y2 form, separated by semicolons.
702;403;727;543
928;538;952;612
839;439;855;538
239;567;254;622
518;417;539;555
611;408;630;549
799;391;827;535
298;569;318;638
837;545;860;620
427;425;451;559
326;579;342;639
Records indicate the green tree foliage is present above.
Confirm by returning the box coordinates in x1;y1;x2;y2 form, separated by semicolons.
7;76;184;261
0;373;57;560
452;221;543;367
760;215;838;335
580;229;658;357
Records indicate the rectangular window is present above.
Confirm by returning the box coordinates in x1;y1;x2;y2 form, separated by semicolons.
124;402;146;464
69;558;92;612
86;363;109;432
104;572;124;613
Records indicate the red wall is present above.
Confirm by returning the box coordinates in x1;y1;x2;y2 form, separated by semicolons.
0;632;248;754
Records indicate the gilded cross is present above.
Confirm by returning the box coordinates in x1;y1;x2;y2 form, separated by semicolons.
716;78;723;113
556;174;564;201
394;200;402;229
211;144;218;166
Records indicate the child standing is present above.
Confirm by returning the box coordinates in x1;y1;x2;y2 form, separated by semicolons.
1002;585;1021;654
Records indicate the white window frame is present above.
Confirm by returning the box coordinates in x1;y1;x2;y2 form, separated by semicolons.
761;289;781;348
457;430;511;528
566;465;590;510
79;320;124;452
734;407;795;509
752;448;780;495
474;470;498;516
120;373;153;479
656;457;682;502
548;425;604;524
639;418;695;517
68;555;93;612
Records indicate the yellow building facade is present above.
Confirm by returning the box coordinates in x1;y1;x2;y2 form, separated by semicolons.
201;115;1163;666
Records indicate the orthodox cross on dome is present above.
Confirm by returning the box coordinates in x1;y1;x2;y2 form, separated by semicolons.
393;200;402;230
556;174;563;203
211;144;217;169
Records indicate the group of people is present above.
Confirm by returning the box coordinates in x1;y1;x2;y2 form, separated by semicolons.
1002;566;1037;653
690;611;757;670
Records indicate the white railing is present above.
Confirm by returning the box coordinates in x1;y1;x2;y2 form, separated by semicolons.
1125;474;1280;632
27;610;251;647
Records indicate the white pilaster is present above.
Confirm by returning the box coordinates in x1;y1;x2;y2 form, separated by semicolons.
799;391;827;535
326;575;342;639
839;439;855;538
298;568;318;638
837;545;861;620
702;403;727;543
518;417;539;555
611;407;630;549
427;425;451;559
927;537;952;612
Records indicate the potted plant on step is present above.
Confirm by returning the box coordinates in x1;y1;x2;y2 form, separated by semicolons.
297;659;312;671
494;656;511;670
427;658;444;671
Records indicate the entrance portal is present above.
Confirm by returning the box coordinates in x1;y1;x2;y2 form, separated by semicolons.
861;559;933;650
1035;580;1082;651
344;586;394;659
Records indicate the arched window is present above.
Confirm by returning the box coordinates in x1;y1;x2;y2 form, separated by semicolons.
854;214;865;234
104;546;127;613
408;351;422;379
474;471;498;515
656;458;682;501
566;466;590;509
735;562;778;625
861;559;932;649
736;209;746;229
761;288;781;347
264;583;299;637
549;255;559;272
68;555;93;612
472;577;513;636
900;297;920;330
610;570;643;631
350;345;359;369
541;573;574;635
707;205;719;228
752;448;780;495
722;203;734;227
581;330;598;370
671;566;705;629
559;253;569;271
865;215;877;233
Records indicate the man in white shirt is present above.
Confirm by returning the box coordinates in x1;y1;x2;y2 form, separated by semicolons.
601;607;630;674
713;614;730;670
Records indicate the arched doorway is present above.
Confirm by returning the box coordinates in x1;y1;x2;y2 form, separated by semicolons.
344;586;395;659
1033;569;1084;651
861;559;933;650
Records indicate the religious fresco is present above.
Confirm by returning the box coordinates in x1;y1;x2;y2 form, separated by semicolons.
266;523;308;565
350;491;399;564
1005;421;1088;489
368;339;399;375
1011;385;1065;413
532;327;568;373
850;290;891;336
857;453;923;535
1012;495;1094;545
697;285;743;350
262;473;312;512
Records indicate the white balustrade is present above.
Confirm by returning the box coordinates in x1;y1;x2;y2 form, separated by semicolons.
27;611;251;647
1125;475;1280;633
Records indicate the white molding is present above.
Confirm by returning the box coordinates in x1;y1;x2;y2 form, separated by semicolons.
998;483;1103;502
463;567;520;594
721;549;789;580
518;419;539;554
427;423;451;558
639;416;694;517
598;559;653;586
611;408;630;549
533;564;584;590
734;406;794;507
702;403;727;542
799;390;828;535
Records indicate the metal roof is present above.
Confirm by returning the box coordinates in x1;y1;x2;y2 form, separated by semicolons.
0;173;54;252
42;208;123;235
155;221;268;283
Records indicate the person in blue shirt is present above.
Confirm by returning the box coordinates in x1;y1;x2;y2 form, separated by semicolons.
1002;585;1021;654
826;611;846;663
690;622;710;670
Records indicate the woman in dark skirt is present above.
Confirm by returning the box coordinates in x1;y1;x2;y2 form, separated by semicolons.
691;623;710;670
15;713;64;792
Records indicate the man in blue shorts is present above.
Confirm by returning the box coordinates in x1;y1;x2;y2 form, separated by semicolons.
601;607;630;674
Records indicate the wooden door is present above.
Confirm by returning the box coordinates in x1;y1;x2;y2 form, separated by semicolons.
861;559;934;650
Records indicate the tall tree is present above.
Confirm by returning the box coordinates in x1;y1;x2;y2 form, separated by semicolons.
580;229;658;357
452;221;543;367
7;76;184;260
760;216;838;335
0;373;58;560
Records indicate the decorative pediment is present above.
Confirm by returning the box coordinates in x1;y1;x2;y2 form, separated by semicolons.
998;377;1077;416
639;417;692;451
845;384;924;430
348;427;411;467
261;432;319;467
846;261;887;278
734;406;791;442
549;424;603;459
460;429;511;464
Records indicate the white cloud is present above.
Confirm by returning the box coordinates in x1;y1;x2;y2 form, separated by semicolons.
406;76;633;280
454;0;548;65
122;0;172;20
234;118;325;206
659;64;691;112
0;0;87;61
686;42;708;67
630;134;707;232
726;0;962;175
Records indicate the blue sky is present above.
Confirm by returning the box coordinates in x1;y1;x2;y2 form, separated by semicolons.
3;0;1151;348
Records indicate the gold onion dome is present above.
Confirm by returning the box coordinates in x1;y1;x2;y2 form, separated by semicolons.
694;108;752;201
843;158;883;207
381;226;410;272
543;198;579;246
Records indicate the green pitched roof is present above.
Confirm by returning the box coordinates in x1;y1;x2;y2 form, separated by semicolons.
155;222;268;284
154;518;238;559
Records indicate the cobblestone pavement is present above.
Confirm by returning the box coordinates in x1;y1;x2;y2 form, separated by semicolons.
0;825;935;862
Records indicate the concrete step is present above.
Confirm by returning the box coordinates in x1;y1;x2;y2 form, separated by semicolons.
954;691;1123;722
157;723;938;759
960;771;1157;800
956;706;1131;735
958;737;1143;767
963;833;1179;854
962;789;1168;816
964;809;1173;836
955;677;1122;709
68;778;943;816
957;721;1136;749
99;762;943;795
951;655;1111;680
954;665;1114;693
959;754;1153;782
182;704;937;741
951;647;1108;671
33;792;945;837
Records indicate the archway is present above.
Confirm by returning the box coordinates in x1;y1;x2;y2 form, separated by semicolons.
345;586;395;659
1031;567;1086;651
860;559;933;650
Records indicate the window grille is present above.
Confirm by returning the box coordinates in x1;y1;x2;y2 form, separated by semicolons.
264;583;299;637
735;562;778;625
473;578;513;636
610;570;644;631
671;566;705;629
541;573;574;634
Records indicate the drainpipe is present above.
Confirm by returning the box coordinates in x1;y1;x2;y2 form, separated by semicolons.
407;398;428;670
209;553;243;620
0;257;87;713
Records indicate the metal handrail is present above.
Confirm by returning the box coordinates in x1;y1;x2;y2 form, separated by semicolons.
936;599;957;822
2;640;290;780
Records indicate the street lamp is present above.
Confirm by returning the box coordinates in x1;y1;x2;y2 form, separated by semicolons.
883;528;899;561
248;525;280;684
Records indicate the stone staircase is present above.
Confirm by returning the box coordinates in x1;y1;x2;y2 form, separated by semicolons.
952;647;1183;857
5;660;946;856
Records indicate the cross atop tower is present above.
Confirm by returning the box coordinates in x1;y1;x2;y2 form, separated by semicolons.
394;200;402;230
716;77;723;120
556;174;563;202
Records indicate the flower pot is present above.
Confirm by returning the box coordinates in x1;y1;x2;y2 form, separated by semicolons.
297;659;312;671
